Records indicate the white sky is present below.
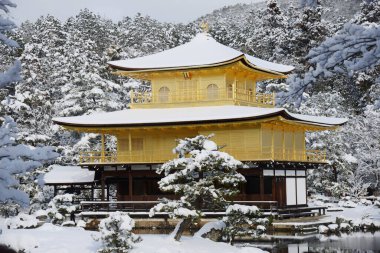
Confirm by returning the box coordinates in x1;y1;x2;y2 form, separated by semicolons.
10;0;263;25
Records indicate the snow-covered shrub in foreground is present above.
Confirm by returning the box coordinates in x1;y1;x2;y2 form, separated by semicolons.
5;213;39;229
47;194;77;224
96;212;141;253
222;204;268;244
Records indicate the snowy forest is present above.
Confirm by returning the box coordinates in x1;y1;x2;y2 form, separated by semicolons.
0;0;379;216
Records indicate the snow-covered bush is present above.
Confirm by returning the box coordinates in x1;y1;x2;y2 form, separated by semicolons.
150;135;245;241
62;221;76;227
338;200;358;208
360;199;373;206
194;220;226;241
96;212;141;253
318;225;329;234
0;201;20;217
33;209;48;221
339;223;352;232
327;223;339;232
47;194;77;224
5;213;39;229
222;204;268;244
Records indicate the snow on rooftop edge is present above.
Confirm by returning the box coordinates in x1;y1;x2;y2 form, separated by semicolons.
53;106;348;127
42;165;95;184
108;33;294;74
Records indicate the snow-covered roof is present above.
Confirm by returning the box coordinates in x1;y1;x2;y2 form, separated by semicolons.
53;106;348;128
108;33;294;74
42;165;95;185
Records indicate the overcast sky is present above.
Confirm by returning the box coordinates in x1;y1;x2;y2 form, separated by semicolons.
10;0;263;25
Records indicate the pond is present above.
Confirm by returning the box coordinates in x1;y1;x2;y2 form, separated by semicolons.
240;232;380;253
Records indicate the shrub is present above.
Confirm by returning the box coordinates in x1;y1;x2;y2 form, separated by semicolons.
97;212;141;253
222;204;268;244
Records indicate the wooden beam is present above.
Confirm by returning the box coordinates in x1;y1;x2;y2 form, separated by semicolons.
101;133;105;163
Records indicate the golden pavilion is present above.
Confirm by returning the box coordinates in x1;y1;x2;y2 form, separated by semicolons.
53;32;347;208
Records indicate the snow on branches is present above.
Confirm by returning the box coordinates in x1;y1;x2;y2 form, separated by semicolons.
150;135;246;241
222;204;268;244
96;212;141;253
0;0;20;88
0;117;58;207
279;19;380;107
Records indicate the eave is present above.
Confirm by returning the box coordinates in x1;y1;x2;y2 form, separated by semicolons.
109;56;289;81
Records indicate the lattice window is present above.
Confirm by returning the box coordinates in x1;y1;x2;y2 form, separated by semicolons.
207;84;219;100
158;86;170;103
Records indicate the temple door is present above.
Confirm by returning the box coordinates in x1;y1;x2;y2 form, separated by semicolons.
275;177;286;208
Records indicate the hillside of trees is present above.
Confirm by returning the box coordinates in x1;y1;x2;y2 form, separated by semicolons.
0;0;379;211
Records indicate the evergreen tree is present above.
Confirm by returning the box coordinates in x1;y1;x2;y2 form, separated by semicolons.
278;0;380;107
97;212;141;253
0;117;57;211
0;0;21;88
149;135;245;241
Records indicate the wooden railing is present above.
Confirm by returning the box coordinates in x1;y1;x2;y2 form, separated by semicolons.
80;200;278;213
130;88;275;108
79;149;327;164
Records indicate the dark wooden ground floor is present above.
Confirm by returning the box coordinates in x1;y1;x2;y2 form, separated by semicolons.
83;162;317;208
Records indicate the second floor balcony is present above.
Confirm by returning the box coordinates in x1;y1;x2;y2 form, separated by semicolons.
130;87;275;109
79;148;327;165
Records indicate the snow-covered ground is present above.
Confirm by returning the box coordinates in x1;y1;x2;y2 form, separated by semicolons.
309;196;380;227
0;220;266;253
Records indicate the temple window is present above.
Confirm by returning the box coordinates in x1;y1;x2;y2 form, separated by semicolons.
207;84;219;100
158;86;170;102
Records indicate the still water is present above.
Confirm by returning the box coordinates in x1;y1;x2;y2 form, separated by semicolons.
241;232;380;253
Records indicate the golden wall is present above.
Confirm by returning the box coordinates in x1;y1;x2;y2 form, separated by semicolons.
110;123;307;164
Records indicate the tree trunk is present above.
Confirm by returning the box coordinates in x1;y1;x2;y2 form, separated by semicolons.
174;218;192;241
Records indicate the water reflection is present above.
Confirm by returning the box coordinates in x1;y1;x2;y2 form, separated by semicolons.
251;232;380;253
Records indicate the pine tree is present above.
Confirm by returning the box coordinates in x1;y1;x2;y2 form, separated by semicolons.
149;135;245;241
278;0;380;107
0;117;58;211
0;0;21;88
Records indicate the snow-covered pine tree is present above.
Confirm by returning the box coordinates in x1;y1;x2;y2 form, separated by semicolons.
245;0;288;62
289;0;332;63
0;117;58;216
278;0;380;107
1;15;66;146
97;211;141;253
0;0;21;88
149;135;246;241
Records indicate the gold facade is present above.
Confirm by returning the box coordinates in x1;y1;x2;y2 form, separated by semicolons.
65;59;330;165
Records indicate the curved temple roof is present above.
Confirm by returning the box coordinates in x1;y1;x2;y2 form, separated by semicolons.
108;33;294;74
53;106;348;128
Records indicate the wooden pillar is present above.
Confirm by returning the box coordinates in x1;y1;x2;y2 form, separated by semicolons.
128;132;132;161
53;185;57;196
106;184;110;201
91;184;94;201
232;76;237;101
128;168;133;201
101;176;105;201
101;133;105;162
260;172;264;201
271;126;274;160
